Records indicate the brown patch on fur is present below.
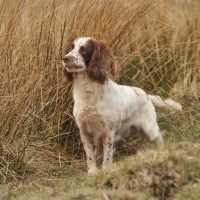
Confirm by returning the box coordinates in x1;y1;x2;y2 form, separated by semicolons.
87;38;116;84
79;116;105;159
94;137;103;158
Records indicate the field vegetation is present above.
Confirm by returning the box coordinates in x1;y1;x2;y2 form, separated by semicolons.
0;0;200;199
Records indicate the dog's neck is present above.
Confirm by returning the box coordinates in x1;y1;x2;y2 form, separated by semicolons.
73;72;108;105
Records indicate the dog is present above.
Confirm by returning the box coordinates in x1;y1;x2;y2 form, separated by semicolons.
62;36;182;174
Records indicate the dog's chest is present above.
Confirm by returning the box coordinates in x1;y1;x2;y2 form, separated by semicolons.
73;99;121;133
73;105;105;134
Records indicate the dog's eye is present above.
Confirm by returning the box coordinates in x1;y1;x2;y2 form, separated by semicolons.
80;46;87;53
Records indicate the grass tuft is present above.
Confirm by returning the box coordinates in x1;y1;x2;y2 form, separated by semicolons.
88;142;200;199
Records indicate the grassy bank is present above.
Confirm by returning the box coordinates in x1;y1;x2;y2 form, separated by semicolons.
0;0;200;199
1;142;200;199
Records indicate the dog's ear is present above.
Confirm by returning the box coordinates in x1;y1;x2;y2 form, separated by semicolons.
87;39;116;84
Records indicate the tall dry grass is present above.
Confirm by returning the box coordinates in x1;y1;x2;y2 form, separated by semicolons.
0;0;199;182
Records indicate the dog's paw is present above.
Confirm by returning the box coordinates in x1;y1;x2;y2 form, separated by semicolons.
87;168;98;176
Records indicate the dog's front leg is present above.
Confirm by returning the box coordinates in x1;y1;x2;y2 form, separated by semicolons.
80;131;97;175
102;130;115;169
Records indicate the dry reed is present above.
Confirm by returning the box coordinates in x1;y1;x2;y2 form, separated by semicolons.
0;0;199;182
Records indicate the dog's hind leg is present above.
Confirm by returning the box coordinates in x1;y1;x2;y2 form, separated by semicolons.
146;125;164;148
137;102;164;148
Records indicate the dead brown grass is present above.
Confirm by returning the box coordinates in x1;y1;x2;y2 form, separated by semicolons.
0;0;199;185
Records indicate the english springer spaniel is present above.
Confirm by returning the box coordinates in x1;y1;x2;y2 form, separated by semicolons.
62;37;182;175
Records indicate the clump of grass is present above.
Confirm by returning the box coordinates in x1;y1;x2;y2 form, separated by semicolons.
67;188;157;200
88;142;200;199
175;182;200;200
3;186;157;200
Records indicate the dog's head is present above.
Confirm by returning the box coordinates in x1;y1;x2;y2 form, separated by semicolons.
62;37;116;84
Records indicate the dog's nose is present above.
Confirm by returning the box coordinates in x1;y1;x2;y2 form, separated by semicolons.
63;56;73;63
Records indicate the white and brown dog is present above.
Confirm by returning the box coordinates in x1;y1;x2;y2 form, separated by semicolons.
62;37;182;174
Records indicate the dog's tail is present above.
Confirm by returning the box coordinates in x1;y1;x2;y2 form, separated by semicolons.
148;95;182;113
